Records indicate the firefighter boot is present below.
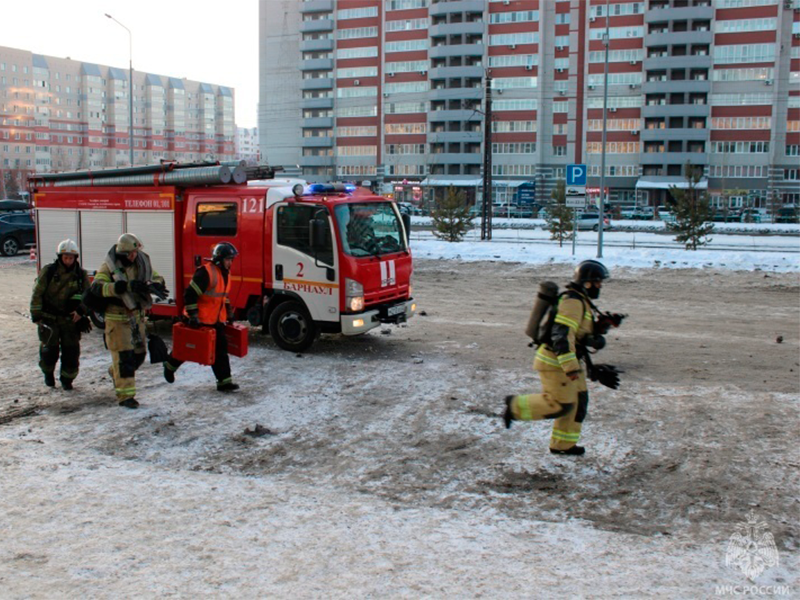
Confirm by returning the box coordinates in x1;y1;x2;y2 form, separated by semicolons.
44;372;56;387
118;398;139;409
550;445;586;456
60;377;74;391
503;395;515;429
216;380;240;392
163;363;175;384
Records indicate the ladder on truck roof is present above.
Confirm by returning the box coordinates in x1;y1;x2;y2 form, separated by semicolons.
28;161;282;190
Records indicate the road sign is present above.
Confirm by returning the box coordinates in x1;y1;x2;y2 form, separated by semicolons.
566;185;586;196
566;197;586;209
567;164;587;186
516;181;536;205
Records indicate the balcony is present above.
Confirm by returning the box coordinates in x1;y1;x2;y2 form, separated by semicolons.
427;109;478;122
644;5;713;24
300;97;334;109
645;30;712;48
643;54;711;71
642;78;710;94
299;155;335;167
300;0;333;13
429;21;485;38
641;103;709;118
429;0;486;16
429;65;484;80
639;150;707;165
428;86;483;101
300;19;334;33
427;130;482;143
641;128;708;142
302;116;334;128
301;78;333;90
300;58;334;71
301;137;334;148
427;152;482;164
429;43;485;59
300;38;334;52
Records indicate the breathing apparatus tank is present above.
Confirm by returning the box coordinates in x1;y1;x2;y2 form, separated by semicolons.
525;281;559;344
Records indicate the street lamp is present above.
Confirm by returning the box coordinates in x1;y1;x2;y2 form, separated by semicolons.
105;13;134;167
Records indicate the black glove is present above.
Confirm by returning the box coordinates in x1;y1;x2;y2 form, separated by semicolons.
188;315;200;328
76;316;93;334
596;312;626;334
31;313;42;324
130;280;151;297
113;280;128;295
590;364;624;390
584;334;606;351
148;281;169;301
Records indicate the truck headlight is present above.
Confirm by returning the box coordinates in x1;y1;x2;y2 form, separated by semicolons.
345;278;364;313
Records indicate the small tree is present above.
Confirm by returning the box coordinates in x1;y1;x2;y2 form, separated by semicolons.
431;185;473;242
666;162;714;250
2;170;22;199
546;179;574;247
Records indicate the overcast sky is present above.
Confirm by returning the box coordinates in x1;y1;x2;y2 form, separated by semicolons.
1;0;260;127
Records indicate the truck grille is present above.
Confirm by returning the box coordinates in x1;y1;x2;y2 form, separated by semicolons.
365;286;408;307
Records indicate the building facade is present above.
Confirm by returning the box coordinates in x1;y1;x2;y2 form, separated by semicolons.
236;126;261;163
259;0;800;209
0;45;236;195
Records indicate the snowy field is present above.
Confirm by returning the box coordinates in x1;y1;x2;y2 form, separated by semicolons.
0;242;798;597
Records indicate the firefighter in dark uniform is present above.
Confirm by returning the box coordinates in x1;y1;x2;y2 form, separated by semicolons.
504;260;622;456
163;242;240;392
90;233;165;409
30;239;92;390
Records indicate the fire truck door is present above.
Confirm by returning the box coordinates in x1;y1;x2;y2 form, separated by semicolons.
272;203;338;322
189;197;248;308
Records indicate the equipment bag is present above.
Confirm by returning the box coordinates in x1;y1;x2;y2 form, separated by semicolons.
147;333;169;364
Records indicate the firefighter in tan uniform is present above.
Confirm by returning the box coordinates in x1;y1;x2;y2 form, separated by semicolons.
504;260;622;456
90;233;165;409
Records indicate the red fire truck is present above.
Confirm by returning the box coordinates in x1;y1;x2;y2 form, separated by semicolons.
28;163;416;352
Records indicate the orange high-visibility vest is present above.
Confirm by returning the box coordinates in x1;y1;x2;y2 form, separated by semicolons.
197;263;230;325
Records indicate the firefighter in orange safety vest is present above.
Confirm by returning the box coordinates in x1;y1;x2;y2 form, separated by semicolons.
502;260;624;456
163;242;240;392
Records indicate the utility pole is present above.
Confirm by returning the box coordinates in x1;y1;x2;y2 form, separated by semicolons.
597;0;610;259
105;13;134;167
481;74;493;241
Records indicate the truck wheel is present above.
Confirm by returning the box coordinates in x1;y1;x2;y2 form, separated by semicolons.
268;301;317;352
1;236;19;256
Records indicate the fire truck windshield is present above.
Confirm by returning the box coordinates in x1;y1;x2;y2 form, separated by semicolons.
335;202;407;258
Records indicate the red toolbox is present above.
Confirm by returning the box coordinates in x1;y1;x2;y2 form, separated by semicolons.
224;323;249;358
172;323;216;365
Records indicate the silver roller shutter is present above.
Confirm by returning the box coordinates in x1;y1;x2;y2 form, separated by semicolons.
125;211;176;304
37;210;78;266
79;211;124;275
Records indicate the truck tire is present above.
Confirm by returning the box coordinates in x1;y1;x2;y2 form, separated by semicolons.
268;301;318;352
1;235;19;256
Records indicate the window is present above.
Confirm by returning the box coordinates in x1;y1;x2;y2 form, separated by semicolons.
589;26;643;40
336;67;378;78
489;10;538;23
335;202;406;258
716;18;776;33
385;60;429;74
337;47;378;59
277;204;333;265
713;44;775;65
384;102;427;114
385;39;428;53
385;18;428;32
489;33;539;46
712;67;773;82
337;27;378;40
488;54;538;68
338;6;378;19
494;99;538;111
196;202;237;236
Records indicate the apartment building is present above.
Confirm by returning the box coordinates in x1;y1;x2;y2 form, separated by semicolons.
258;0;800;209
0;45;236;188
237;126;261;163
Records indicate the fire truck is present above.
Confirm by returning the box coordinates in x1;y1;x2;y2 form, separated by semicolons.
28;162;416;352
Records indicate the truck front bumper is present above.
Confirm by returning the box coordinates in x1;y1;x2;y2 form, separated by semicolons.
340;298;416;336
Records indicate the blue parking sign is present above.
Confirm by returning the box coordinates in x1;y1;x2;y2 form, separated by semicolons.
567;164;587;186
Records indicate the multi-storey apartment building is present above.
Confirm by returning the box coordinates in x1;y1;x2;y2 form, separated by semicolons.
236;126;261;163
259;0;800;210
0;45;236;193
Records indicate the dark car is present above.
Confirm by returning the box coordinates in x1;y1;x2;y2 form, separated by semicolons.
0;212;35;256
776;207;799;224
0;199;30;213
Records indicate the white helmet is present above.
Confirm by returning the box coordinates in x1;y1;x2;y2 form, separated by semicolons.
56;239;79;256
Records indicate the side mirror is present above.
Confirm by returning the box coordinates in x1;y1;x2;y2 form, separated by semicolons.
401;212;411;246
309;218;327;250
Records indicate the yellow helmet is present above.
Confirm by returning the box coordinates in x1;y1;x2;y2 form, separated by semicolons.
116;233;143;253
56;239;79;256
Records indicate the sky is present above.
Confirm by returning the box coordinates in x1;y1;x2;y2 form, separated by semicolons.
0;0;260;127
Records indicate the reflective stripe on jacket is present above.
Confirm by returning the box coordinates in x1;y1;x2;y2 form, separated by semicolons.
190;263;230;325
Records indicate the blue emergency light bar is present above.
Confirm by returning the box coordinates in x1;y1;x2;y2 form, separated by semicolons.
305;183;356;195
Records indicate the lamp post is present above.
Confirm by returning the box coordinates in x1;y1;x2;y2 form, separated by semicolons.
105;13;134;167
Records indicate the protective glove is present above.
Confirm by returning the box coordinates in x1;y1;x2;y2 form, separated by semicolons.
187;315;200;329
113;280;128;295
596;312;626;334
148;281;169;301
590;364;624;390
130;280;151;297
583;334;606;351
31;313;42;324
76;316;93;334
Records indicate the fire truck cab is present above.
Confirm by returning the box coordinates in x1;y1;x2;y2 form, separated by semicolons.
29;164;416;352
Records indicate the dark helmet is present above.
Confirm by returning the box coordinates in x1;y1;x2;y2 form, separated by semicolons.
212;242;239;264
573;260;610;284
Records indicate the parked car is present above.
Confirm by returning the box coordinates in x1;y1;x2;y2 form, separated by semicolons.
739;208;764;223
0;199;30;213
0;211;35;256
578;212;612;231
631;207;655;220
776;206;799;224
711;210;741;223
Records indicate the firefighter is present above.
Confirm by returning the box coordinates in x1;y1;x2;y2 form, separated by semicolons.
91;233;165;409
163;242;240;392
503;260;621;456
29;239;92;390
